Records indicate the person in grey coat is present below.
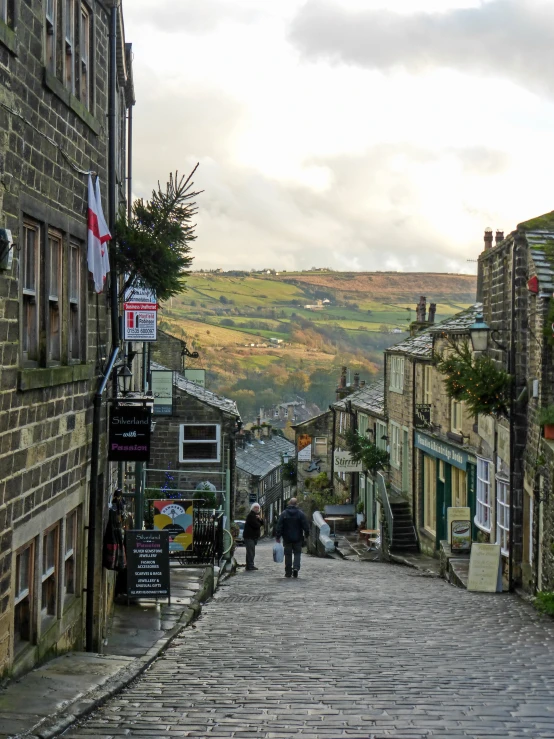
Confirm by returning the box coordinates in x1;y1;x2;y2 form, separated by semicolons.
243;503;264;570
275;498;309;578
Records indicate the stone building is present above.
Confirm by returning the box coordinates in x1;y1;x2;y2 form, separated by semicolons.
0;1;133;677
293;410;334;498
235;432;295;530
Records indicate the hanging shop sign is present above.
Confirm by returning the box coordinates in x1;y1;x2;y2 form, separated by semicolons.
297;434;312;461
451;520;472;553
184;368;206;388
108;405;151;462
152;499;194;552
123;302;158;341
414;431;469;471
151;370;174;415
414;404;431;428
126;530;170;601
333;450;363;472
124;284;157;304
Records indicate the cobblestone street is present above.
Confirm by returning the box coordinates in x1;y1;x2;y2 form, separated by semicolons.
64;542;554;738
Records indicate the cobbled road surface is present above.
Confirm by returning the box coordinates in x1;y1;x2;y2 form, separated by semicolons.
64;541;554;739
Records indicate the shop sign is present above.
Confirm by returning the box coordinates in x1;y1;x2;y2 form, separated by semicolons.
451;520;472;553
414;431;468;471
126;530;170;600
333;450;363;472
151;370;174;415
297;434;312;461
184;369;206;388
414;404;431;428
467;543;502;592
447;506;471;544
123;302;158;341
124;284;156;304
108;405;151;461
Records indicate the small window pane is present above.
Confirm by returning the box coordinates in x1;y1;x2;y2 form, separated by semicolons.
183;425;217;441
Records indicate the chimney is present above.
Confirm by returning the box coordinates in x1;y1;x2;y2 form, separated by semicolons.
484;228;493;250
428;303;436;324
416;296;426;323
353;372;360;389
340;366;347;388
495;230;504;245
287;405;293;421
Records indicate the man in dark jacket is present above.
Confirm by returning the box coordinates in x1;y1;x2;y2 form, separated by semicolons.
275;498;309;578
243;503;264;571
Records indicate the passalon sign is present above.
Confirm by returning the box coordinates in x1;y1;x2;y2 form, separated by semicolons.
108;405;151;462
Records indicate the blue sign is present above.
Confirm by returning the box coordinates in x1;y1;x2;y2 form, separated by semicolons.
414;431;469;471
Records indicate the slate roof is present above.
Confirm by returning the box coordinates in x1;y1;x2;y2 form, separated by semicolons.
333;378;385;416
429;302;483;335
516;213;554;294
386;329;434;358
150;361;240;418
235;435;295;478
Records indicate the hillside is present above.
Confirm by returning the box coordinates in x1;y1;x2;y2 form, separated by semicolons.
158;270;476;421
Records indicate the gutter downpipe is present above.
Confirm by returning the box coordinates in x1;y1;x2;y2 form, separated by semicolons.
412;358;417;530
330;406;336;486
86;347;119;652
108;2;119;349
508;240;518;592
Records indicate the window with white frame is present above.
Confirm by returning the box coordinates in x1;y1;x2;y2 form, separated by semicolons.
475;457;493;532
314;436;327;456
389;355;404;393
0;0;13;26
451;399;464;434
14;542;34;651
423;364;433;405
179;424;221;463
47;230;62;363
64;509;78;597
64;0;75;92
79;2;90;107
375;421;387;451
22;220;40;365
390;423;401;468
496;477;509;556
45;0;56;73
42;524;59;620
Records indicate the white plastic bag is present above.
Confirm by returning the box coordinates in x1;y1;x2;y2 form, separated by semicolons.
273;542;284;563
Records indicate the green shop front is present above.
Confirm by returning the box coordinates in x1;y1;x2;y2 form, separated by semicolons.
415;432;476;554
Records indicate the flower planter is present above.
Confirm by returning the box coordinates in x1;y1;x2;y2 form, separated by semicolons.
544;424;554;440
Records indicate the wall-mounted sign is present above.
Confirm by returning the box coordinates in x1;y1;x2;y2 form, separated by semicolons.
414;404;431;428
451;520;472;553
414;431;469;471
467;543;502;592
297;434;312;461
447;506;471;544
108;405;151;461
126;530;170;600
123;302;158;341
152;499;193;552
151;370;174;415
333;450;363;472
184;369;206;388
124;285;156;304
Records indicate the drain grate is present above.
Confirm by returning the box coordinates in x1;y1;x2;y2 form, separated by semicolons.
215;594;274;603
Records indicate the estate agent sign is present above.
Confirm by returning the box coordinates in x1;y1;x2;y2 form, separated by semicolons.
108;405;151;461
126;530;170;601
123;301;158;341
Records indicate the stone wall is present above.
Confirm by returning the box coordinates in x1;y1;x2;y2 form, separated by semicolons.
294;411;334;498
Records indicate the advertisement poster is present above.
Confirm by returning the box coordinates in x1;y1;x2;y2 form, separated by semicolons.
126;530;170;600
152;499;194;552
151;370;174;415
123;302;158;341
108;405;151;462
297;434;312;461
451;520;472;553
447;506;471;544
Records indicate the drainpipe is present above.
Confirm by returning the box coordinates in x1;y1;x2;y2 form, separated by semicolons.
330;406;336;486
86;347;119;652
108;1;119;349
508;240;518;592
412;359;417;530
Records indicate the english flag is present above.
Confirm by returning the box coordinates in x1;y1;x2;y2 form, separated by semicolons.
87;174;111;293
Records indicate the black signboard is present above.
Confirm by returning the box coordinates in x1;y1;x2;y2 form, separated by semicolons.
414;404;431;428
126;530;170;601
109;405;151;461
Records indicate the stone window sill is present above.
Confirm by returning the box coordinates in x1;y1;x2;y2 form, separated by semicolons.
0;20;17;55
43;69;101;135
18;363;96;391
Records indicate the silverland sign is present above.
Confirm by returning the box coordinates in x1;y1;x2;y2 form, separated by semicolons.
108;405;151;462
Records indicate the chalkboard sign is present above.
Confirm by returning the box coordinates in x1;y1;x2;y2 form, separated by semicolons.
126;530;170;601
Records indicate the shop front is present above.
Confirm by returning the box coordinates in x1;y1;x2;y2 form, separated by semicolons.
415;432;477;554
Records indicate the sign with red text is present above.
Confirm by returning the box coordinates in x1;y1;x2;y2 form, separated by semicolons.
123;302;158;341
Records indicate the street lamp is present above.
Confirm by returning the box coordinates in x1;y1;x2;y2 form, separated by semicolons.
282;451;291;465
117;364;133;395
469;313;490;353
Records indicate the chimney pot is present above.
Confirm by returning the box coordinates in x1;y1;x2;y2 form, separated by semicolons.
353;372;360;389
484;228;493;250
495;230;504;245
428;303;436;324
340;366;347;388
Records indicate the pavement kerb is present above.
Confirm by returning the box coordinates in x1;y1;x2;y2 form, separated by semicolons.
17;565;216;739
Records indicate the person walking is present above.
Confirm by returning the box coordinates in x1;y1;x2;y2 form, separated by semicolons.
243;503;264;571
275;498;309;578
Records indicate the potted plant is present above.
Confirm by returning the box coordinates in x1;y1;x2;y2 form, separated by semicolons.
356;500;365;528
539;405;554;440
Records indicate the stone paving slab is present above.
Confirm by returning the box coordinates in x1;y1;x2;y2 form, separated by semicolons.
63;541;554;738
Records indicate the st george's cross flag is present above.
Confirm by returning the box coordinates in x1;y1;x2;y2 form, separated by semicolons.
87;174;111;293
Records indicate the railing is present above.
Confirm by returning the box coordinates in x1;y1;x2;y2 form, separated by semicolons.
376;472;394;541
171;509;225;566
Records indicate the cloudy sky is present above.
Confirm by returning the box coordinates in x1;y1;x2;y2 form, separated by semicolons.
124;0;554;273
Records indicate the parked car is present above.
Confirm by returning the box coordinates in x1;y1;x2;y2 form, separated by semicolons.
234;520;245;545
